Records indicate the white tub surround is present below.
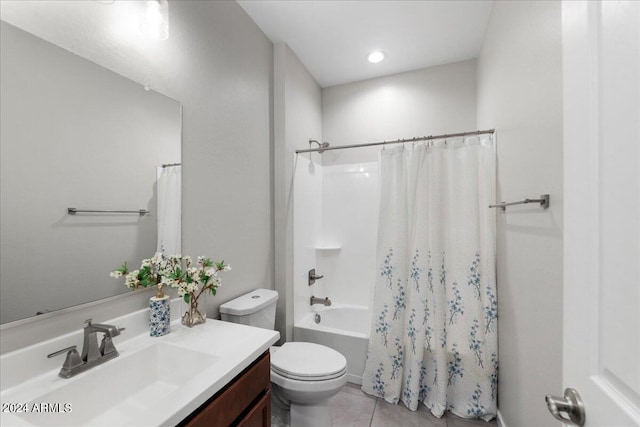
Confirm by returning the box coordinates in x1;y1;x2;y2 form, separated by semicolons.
0;305;279;427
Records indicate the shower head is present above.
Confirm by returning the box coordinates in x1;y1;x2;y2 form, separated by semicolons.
309;139;330;154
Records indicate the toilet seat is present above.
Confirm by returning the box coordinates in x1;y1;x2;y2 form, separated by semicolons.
271;342;347;381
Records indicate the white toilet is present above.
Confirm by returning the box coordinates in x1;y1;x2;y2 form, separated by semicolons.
220;289;347;427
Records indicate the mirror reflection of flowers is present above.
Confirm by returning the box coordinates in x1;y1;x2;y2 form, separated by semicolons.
110;254;231;303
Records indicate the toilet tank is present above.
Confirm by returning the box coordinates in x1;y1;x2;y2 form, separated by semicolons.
219;288;278;330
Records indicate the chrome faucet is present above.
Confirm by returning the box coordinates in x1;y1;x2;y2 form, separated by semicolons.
48;319;124;379
310;296;332;306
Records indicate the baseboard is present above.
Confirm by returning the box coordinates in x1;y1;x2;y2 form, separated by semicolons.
497;410;507;427
346;373;363;385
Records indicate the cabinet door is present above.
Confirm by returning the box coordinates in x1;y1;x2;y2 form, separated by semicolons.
237;390;271;427
183;352;271;427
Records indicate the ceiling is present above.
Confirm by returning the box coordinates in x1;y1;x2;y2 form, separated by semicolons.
237;0;494;88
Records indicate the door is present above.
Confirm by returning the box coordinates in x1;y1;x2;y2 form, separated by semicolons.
561;1;640;426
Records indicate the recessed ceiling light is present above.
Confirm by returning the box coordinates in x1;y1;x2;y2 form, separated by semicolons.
367;51;386;64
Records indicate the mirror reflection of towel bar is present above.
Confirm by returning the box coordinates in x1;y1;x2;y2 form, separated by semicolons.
67;208;149;215
489;194;550;211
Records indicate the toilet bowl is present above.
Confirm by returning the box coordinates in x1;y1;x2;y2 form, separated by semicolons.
270;342;347;427
220;289;348;427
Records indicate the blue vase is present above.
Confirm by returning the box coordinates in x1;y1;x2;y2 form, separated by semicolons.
150;295;170;336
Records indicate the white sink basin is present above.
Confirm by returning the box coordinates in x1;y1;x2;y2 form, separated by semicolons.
2;312;280;427
16;343;219;426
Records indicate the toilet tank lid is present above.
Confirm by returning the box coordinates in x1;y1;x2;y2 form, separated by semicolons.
219;288;278;316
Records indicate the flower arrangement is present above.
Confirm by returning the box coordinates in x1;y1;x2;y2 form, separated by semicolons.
111;253;231;327
110;252;180;298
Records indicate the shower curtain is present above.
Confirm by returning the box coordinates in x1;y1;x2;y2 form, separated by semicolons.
362;135;497;420
156;165;181;255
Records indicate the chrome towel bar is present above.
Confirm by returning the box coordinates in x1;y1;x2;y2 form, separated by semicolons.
489;194;550;211
67;208;149;215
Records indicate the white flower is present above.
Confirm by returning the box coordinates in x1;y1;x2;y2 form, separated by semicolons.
113;254;229;296
124;270;140;289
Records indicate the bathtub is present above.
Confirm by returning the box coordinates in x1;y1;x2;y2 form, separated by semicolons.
294;304;370;385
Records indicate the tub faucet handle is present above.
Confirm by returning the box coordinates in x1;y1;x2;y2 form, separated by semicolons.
308;269;324;286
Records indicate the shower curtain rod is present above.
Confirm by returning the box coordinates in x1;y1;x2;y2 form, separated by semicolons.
295;128;495;154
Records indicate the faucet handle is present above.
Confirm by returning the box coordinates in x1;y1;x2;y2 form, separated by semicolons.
47;345;77;359
52;347;83;379
47;345;83;378
85;319;93;327
99;336;119;357
60;348;83;371
308;269;324;286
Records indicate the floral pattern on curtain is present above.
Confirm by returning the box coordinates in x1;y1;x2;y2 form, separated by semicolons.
361;136;497;421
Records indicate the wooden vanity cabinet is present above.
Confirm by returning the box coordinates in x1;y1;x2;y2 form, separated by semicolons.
179;351;271;427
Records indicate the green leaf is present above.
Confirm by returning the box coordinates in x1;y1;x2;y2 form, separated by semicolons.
200;271;210;284
113;261;129;275
183;293;190;303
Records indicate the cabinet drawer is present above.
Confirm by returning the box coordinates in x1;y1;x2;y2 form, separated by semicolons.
183;351;270;427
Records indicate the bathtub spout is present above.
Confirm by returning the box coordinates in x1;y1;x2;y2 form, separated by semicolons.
310;296;332;306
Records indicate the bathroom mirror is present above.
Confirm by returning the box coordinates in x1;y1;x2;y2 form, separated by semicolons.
0;21;182;324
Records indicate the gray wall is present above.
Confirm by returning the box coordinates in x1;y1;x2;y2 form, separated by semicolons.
476;1;563;426
322;59;478;165
273;43;323;342
1;1;274;350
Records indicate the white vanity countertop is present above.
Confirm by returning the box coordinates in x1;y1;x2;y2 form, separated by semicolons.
0;315;279;427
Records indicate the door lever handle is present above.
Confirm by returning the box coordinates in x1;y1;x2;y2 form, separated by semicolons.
545;388;585;426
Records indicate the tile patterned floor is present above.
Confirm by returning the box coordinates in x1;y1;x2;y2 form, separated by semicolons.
329;383;498;427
